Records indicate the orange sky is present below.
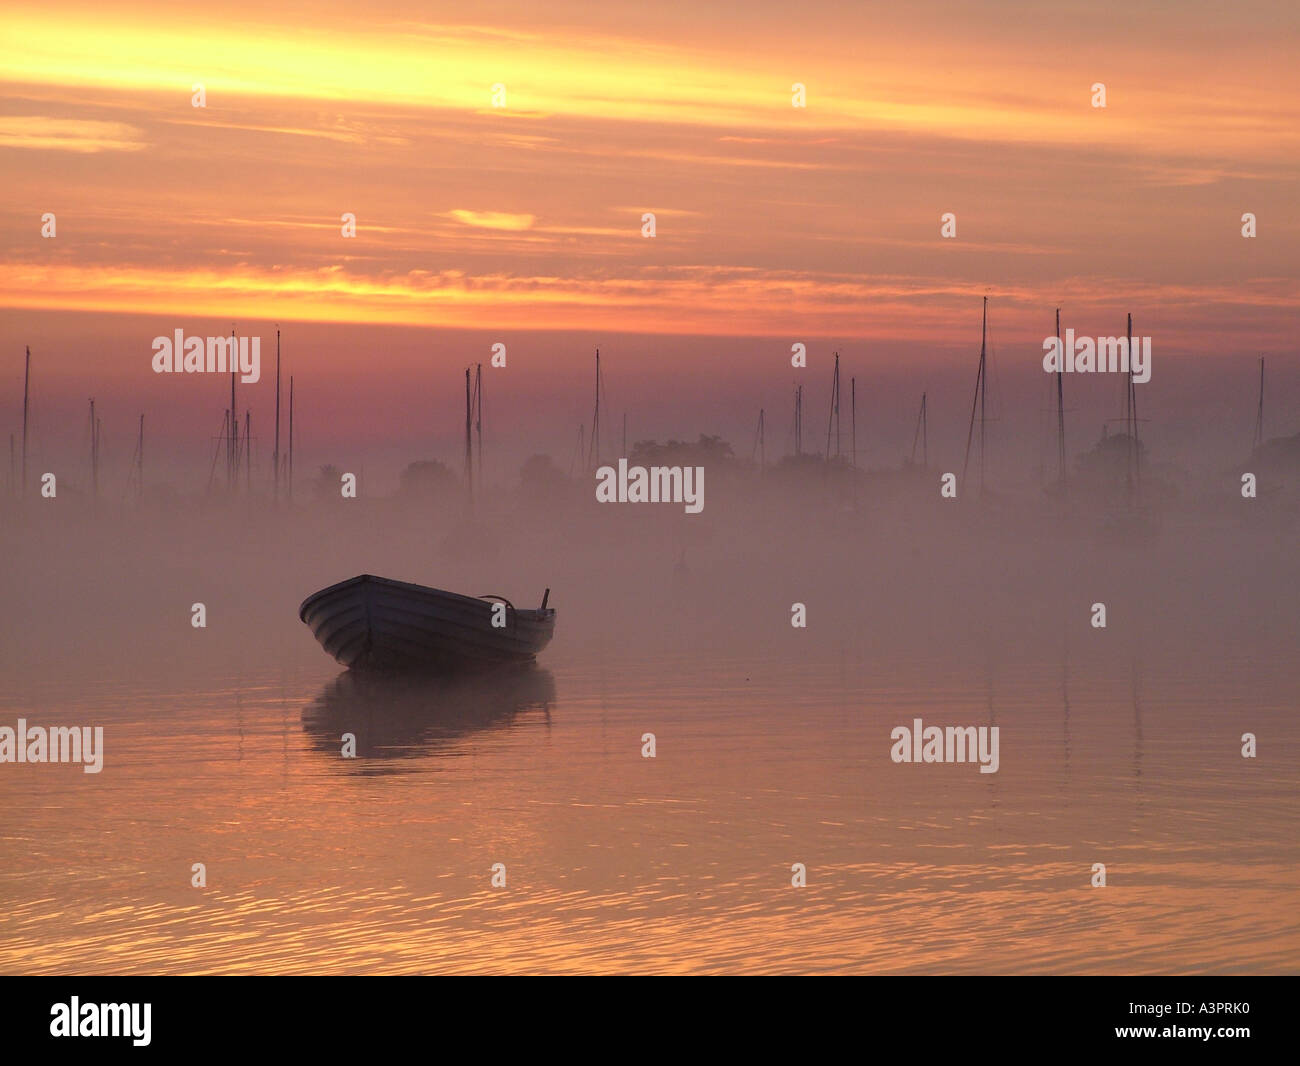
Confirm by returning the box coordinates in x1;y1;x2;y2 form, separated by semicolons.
2;1;1297;334
0;1;1297;479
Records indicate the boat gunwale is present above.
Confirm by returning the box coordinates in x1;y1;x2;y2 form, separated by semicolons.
299;574;556;626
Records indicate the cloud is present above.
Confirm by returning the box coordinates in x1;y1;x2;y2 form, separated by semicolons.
2;261;1295;348
0;116;145;152
446;209;536;231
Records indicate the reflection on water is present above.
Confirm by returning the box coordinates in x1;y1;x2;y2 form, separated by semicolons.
302;667;556;771
0;645;1297;975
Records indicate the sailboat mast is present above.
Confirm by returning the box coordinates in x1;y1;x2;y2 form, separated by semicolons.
759;408;765;471
825;352;840;459
1123;314;1131;431
464;366;473;498
230;398;239;487
229;327;237;488
980;297;987;491
274;327;281;502
1130;319;1140;491
288;375;294;503
591;349;601;470
850;377;857;469
835;356;841;458
911;393;924;466
922;392;928;469
1056;308;1066;486
474;363;483;485
962;297;988;489
217;410;228;492
571;424;585;477
1254;356;1265;451
1125;313;1134;496
794;384;803;456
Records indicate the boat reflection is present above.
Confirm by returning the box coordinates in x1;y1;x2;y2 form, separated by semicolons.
302;665;556;771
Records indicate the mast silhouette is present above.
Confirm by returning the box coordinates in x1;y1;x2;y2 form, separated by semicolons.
922;393;928;468
981;301;987;488
850;377;857;469
1124;313;1141;499
210;411;229;494
794;384;803;456
824;351;840;459
962;296;989;493
474;363;483;486
88;398;99;499
911;392;928;468
570;424;585;478
288;375;295;503
1055;308;1067;487
273;327;281;502
1253;356;1265;452
134;414;144;501
464;366;473;500
230;404;239;488
589;349;601;470
229;326;237;489
1132;342;1141;491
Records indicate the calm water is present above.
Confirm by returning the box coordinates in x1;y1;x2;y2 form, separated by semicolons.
2;643;1296;974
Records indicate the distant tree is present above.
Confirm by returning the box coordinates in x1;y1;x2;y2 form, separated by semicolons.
629;435;735;466
769;451;829;481
399;459;459;498
1252;430;1300;470
1075;427;1145;484
518;454;568;497
313;464;342;501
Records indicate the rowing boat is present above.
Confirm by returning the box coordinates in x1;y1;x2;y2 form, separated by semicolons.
299;574;555;671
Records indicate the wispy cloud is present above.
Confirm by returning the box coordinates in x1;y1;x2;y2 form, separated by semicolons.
1;262;1295;348
446;209;536;231
0;116;144;152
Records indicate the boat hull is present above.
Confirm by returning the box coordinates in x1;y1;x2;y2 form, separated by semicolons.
299;575;555;671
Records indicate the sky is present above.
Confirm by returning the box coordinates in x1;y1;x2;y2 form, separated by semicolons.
1;0;1297;486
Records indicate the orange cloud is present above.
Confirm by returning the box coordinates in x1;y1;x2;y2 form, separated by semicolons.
446;209;536;231
0;116;145;151
1;262;1295;350
3;8;1296;158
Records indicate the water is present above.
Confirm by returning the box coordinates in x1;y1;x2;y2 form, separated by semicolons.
3;640;1295;974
